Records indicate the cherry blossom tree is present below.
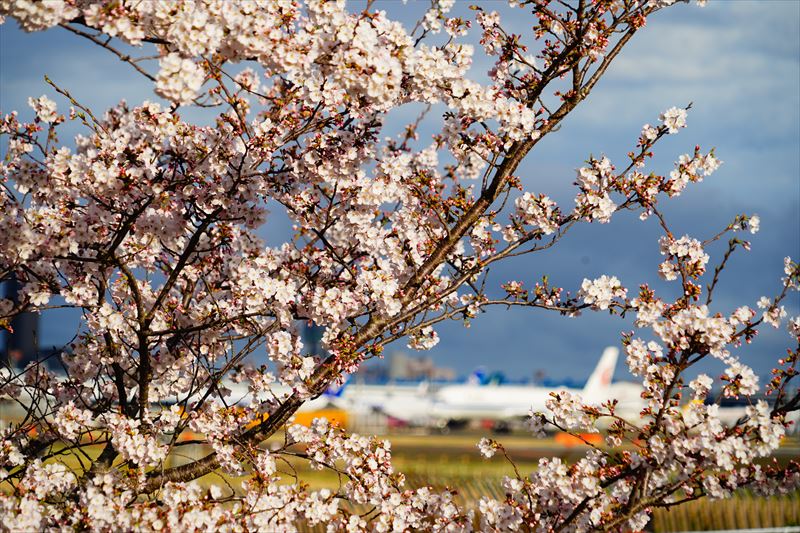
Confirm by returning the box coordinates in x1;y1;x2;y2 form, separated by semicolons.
0;0;798;531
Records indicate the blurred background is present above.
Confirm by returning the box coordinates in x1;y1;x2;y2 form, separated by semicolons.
2;2;800;530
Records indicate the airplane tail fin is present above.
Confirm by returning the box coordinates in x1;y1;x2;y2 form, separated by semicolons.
467;367;488;386
582;347;618;399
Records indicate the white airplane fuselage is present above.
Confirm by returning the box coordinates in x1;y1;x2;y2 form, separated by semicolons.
368;346;653;429
430;385;553;420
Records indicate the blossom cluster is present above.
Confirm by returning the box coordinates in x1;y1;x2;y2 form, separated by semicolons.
658;235;710;281
579;275;627;311
573;156;618;223
513;193;560;235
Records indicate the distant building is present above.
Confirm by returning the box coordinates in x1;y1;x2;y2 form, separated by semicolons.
388;351;455;381
354;362;389;383
302;322;325;356
1;278;39;369
1;278;65;372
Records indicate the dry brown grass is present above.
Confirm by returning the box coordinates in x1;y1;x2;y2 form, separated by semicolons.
651;491;800;532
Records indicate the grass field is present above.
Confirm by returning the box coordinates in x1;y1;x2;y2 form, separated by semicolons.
4;426;799;530
165;431;621;492
196;432;800;531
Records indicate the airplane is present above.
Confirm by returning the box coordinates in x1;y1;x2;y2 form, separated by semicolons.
374;347;646;430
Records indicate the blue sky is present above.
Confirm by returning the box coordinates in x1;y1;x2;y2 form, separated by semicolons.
1;1;798;383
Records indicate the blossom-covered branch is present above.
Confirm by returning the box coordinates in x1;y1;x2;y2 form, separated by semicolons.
1;0;797;530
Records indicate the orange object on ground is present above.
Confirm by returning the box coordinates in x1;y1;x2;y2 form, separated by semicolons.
554;432;603;447
292;409;348;429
